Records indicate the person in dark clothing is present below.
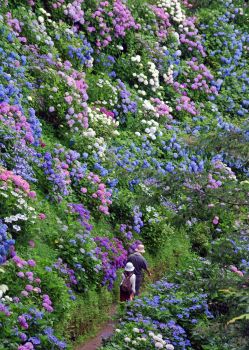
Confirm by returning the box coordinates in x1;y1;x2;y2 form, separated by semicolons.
127;244;151;296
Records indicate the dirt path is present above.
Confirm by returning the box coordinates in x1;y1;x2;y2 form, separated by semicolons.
76;305;117;350
75;273;161;350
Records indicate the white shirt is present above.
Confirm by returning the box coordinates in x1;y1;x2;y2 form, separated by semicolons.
120;273;136;294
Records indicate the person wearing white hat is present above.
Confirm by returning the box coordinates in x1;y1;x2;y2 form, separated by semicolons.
120;262;136;302
127;244;151;296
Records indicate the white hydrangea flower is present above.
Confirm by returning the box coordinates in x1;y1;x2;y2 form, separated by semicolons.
133;327;140;333
166;345;174;350
3;295;12;302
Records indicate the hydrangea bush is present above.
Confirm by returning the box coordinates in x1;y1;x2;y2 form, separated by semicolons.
0;0;249;349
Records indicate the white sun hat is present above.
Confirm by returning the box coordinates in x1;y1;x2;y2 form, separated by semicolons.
125;262;135;272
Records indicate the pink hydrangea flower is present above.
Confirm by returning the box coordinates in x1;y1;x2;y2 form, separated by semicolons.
17;272;25;278
230;265;238;272
49;106;55;112
25;284;33;292
236;270;244;277
38;213;46;220
64;95;73;104
212;216;219;225
27;259;36;267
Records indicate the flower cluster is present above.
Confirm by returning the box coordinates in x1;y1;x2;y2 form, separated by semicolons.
0;169;36;197
41;150;73;199
151;98;173;119
150;6;171;40
132;58;161;94
120;223;133;240
94;237;127;289
103;273;214;349
158;0;186;24
133;206;144;234
68;203;92;231
0;254;67;349
53;258;78;290
113;80;138;121
0;169;36;239
0;103;35;144
86;172;112;215
87;0;140;48
141;119;160;140
0;220;15;264
175;95;198;115
83;106;119;155
68;37;94;68
64;0;85;25
179;17;206;57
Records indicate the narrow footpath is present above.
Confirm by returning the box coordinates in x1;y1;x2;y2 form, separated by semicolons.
76;306;117;350
76;274;156;349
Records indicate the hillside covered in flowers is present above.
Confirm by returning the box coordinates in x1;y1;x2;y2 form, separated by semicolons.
0;0;249;349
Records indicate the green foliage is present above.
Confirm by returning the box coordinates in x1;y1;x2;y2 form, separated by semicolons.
142;221;174;254
66;288;115;343
187;223;210;255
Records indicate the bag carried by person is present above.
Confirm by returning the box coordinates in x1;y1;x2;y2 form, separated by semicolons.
120;273;133;293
